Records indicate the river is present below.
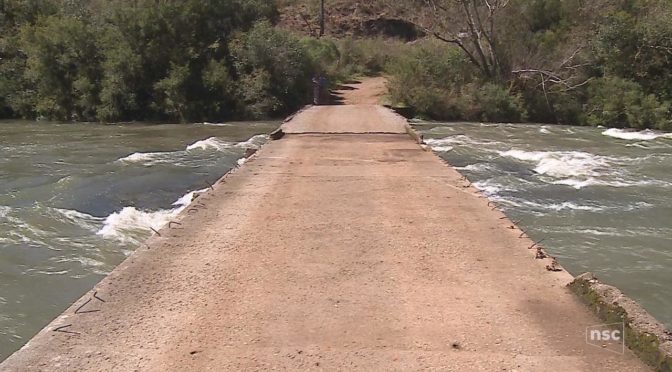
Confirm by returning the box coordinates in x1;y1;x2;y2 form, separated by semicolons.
417;121;672;330
0;120;277;360
1;120;671;361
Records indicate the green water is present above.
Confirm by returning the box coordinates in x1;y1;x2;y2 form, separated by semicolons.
417;122;672;330
0;120;278;360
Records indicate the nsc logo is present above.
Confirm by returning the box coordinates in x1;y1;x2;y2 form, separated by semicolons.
586;323;625;354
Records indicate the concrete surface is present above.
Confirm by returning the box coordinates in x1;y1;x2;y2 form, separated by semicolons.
282;105;408;134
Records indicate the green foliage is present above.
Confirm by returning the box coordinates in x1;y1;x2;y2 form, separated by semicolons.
20;15;102;121
386;40;527;122
594;7;672;101
301;37;341;74
297;37;406;90
0;0;315;122
336;37;400;77
230;21;313;118
476;83;528;123
586;77;670;130
0;0;60;119
525;0;565;33
95;25;141;122
200;59;236;118
153;63;191;123
376;0;672;129
387;41;474;119
4;0;672;130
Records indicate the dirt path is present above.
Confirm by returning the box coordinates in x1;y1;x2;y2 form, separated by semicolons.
1;105;649;371
332;77;388;105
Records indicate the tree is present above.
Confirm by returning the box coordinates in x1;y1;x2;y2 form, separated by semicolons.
230;21;313;117
380;0;594;93
594;6;672;101
19;15;102;121
586;77;670;130
379;0;509;80
153;63;190;123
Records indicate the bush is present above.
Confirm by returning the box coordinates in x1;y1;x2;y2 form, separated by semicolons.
301;37;341;74
475;83;528;123
386;40;476;119
19;15;102;121
386;41;527;122
337;37;402;77
585;77;670;129
2;0;305;122
594;8;672;102
230;21;313;118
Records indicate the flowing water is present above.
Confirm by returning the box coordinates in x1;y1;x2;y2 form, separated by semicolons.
0;120;278;360
1;120;671;361
417;122;672;329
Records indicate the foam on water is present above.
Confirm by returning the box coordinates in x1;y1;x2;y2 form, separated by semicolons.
457;163;493;172
186;137;231;151
51;208;103;232
547;201;603;212
500;149;609;179
4;215;50;246
430;145;454;152
106;134;269;240
117;151;177;165
424;136;462;152
473;180;506;196
416;122;672;327
603;128;672;141
499;149;548;162
187;134;267;152
97;207;177;243
0;206;10;219
97;188;206;244
173;188;208;208
117;134;267;166
425;134;501;152
202;122;232;126
552;177;666;189
235;134;268;149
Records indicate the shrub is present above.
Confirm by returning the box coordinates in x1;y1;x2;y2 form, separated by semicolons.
386;40;476;119
19;15;102;121
594;7;672;102
230;21;313;118
475;83;528;123
585;77;670;129
386;41;528;122
301;37;341;74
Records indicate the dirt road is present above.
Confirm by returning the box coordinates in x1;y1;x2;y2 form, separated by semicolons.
1;97;649;371
331;77;388;105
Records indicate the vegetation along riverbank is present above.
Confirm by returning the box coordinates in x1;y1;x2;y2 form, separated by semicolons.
3;0;672;129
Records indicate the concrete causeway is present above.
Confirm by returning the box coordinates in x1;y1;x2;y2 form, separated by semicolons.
0;104;649;371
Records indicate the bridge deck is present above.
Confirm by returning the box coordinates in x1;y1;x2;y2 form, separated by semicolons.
1;106;647;371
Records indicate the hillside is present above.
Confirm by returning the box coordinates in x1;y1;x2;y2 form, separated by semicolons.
277;0;423;40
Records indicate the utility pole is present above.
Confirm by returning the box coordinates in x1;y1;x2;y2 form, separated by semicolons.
319;0;325;37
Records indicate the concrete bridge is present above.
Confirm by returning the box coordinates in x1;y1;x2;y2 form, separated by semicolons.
0;86;651;370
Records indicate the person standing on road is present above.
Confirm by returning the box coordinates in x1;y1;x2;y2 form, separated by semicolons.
312;75;321;105
312;75;328;105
